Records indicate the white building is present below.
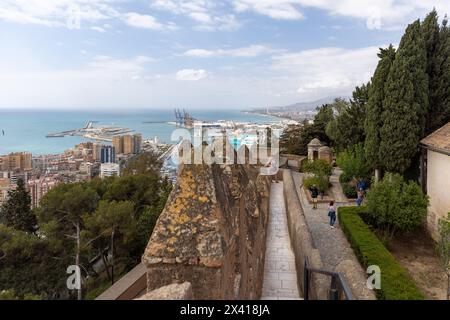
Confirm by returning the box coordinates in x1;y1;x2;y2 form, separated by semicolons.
100;163;121;179
420;122;450;240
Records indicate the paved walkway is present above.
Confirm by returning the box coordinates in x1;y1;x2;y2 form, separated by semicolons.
329;168;348;203
292;170;375;299
261;182;302;300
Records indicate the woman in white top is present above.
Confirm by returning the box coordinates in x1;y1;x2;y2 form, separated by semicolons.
328;201;337;228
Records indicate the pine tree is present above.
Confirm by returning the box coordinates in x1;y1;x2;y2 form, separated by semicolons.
429;16;450;133
422;9;443;134
380;20;428;173
0;179;36;233
364;45;396;176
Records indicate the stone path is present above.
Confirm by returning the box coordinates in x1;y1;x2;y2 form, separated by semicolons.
261;182;302;300
292;171;376;300
329;168;348;203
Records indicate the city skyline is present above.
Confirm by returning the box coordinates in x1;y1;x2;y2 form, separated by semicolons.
0;0;449;110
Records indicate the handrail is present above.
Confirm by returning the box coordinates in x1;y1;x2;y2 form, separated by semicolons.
303;257;353;300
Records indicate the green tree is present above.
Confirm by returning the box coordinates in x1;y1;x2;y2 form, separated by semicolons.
83;200;136;285
136;178;172;250
0;289;40;300
122;151;162;176
364;45;396;178
302;159;332;176
0;224;64;299
437;213;450;300
326;87;369;152
336;144;372;181
103;174;161;213
422;9;440;78
280;121;314;155
366;173;428;241
37;183;99;300
428;16;450;133
0;179;36;233
422;9;442;134
312;103;334;145
380;20;429;173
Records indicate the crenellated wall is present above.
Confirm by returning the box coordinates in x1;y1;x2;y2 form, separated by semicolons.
142;162;271;299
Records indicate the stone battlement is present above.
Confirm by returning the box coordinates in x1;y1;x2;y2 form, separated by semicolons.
142;159;272;299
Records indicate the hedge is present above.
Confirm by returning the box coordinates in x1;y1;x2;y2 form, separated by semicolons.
342;183;357;199
338;206;425;300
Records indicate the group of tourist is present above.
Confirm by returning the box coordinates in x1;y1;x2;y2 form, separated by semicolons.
309;183;366;229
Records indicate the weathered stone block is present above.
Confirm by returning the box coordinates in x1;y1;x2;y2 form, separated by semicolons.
137;282;193;300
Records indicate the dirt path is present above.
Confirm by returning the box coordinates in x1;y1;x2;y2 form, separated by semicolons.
389;230;448;300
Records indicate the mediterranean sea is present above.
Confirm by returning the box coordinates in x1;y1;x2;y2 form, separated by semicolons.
0;109;279;155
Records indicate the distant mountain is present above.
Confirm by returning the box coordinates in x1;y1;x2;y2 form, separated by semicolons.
251;96;350;113
279;97;338;111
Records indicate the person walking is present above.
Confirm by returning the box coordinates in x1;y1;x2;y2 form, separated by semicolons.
309;184;319;209
356;188;365;206
328;201;337;228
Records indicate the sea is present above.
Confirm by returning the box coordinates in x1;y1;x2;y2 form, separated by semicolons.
0;109;279;156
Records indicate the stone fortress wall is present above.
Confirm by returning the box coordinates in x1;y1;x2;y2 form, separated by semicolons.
142;160;272;299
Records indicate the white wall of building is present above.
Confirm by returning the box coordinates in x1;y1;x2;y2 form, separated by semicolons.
426;149;450;240
100;163;121;178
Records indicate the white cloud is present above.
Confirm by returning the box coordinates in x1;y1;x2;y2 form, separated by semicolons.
90;26;105;32
233;0;304;20
176;69;208;81
272;46;380;97
0;0;115;27
150;0;241;31
122;12;164;30
232;0;450;30
0;1;177;31
184;45;280;57
0;0;449;32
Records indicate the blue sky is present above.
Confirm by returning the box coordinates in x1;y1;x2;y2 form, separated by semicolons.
0;0;448;110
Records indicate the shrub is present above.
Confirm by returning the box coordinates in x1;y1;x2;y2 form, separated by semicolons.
303;159;332;176
339;171;352;183
342;183;357;199
366;173;428;238
437;213;450;299
338;206;425;300
336;144;371;181
303;175;329;193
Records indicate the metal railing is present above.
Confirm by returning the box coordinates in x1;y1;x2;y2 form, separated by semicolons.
303;257;353;300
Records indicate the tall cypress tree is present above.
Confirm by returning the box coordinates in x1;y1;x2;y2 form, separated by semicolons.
422;9;442;134
429;16;450;132
364;45;396;176
380;20;429;174
0;179;36;233
422;9;440;77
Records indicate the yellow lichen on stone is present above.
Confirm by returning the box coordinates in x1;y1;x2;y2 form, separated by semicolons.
174;213;190;224
198;196;209;203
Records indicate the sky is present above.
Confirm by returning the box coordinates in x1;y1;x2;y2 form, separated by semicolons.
0;0;448;110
